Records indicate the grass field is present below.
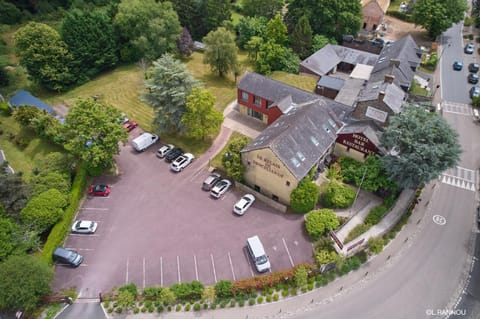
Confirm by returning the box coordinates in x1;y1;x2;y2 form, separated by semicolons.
0;114;64;179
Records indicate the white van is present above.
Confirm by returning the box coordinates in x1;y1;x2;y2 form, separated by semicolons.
131;132;159;152
246;235;270;273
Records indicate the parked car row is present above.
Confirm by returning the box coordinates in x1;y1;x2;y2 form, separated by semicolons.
455;44;480;99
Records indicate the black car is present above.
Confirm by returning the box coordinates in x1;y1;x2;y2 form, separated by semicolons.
164;147;184;163
468;73;479;84
469;63;480;73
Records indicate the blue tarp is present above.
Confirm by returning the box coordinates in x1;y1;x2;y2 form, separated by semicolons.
9;90;54;114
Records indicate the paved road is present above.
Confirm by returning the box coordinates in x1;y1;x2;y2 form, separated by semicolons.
55;303;105;319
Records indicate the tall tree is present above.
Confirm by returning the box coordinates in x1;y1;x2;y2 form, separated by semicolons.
311;34;337;52
143;54;200;134
290;15;313;59
204;0;231;33
0;255;53;312
177;27;194;57
14;22;75;91
63;99;128;174
61;8;118;80
242;0;284;19
235;16;268;49
0;217;39;262
181;88;223;140
285;0;362;41
380;104;461;189
255;41;300;74
222;136;250;182
413;0;467;38
265;14;289;46
203;27;238;77
0;170;31;220
114;0;181;62
171;0;207;40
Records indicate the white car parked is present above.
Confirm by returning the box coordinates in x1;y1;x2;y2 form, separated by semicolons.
156;144;174;158
210;179;232;199
71;220;98;234
170;153;195;172
233;194;255;215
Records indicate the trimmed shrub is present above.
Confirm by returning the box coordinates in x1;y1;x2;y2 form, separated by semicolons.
368;237;386;254
230;300;235;307
365;205;388;225
148;306;154;312
248;298;255;305
167;305;172;311
305;209;339;240
386;10;414;23
290;179;319;213
143;286;162;298
119;283;138;297
322;181;355;208
115;307;122;313
214;280;233;299
175;305;181;311
291;288;297;296
344;223;371;244
257;296;263;304
159;287;176;305
273;294;279;301
133;307;139;314
185;304;191;311
282;290;289;297
307;283;314;291
210;302;217;309
203;303;208;309
193;303;201;311
144;300;152;307
294;265;308;288
266;295;272;302
141;306;147;313
157;305;164;312
170;281;204;302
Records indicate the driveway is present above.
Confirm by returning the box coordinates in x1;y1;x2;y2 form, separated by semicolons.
53;129;313;298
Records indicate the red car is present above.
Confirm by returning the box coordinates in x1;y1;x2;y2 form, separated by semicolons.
88;184;111;196
123;120;138;132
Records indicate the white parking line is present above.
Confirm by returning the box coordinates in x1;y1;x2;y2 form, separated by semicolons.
80;208;109;211
143;257;146;288
177;256;181;283
228;252;236;281
188;165;207;182
160;257;163;287
73;248;95;251
210;254;217;283
69;234;100;237
194;255;199;281
282;238;295;267
125;258;129;284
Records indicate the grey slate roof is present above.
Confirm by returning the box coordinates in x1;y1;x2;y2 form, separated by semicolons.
242;99;343;180
317;76;345;91
237;71;352;121
370;35;421;88
300;44;378;76
338;120;386;154
357;81;405;113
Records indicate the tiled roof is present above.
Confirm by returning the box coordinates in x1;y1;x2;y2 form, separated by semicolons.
338;120;386;154
357;81;405;113
242;99;344;180
361;0;390;13
317;76;345;90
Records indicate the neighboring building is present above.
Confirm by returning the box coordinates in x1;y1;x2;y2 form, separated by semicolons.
8;90;64;123
334;120;385;162
361;0;390;31
241;99;346;205
352;79;406;127
237;71;349;125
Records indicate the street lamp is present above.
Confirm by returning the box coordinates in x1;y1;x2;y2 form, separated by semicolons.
350;165;368;217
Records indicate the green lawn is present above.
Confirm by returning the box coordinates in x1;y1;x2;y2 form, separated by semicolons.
270;71;318;92
0;114;64;179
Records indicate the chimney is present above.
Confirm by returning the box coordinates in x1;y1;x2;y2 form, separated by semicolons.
384;74;395;83
389;59;400;67
378;91;385;102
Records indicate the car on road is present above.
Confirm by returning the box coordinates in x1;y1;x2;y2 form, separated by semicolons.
465;43;475;54
53;247;83;267
468;73;479;84
470;86;480;98
469;63;479;73
164;147;184;163
123;120;138;132
210;179;232;198
88;184;111;196
453;61;463;71
156;144;174;158
171;153;195;172
233;194;255;215
71;220;98;234
202;173;221;191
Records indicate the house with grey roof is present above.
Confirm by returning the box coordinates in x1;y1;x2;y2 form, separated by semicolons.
241;99;345;204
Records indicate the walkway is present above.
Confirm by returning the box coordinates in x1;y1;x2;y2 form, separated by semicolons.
222;100;266;139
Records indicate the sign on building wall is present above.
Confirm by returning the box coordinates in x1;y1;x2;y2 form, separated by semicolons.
365;106;388;122
337;133;378;156
252;154;285;179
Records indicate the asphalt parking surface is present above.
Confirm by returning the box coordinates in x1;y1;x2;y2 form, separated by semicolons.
53;130;313;298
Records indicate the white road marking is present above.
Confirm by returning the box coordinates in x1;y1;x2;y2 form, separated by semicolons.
125;257;129;284
194;255;199;281
71;248;95;251
282;238;295;267
188;165;207;182
177;256;181;283
143;257;146;288
69;234;100;237
160;257;163;287
80;208;109;211
228;252;236;281
210;254;218;283
433;214;447;225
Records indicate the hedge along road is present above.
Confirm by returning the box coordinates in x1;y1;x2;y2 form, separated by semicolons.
52;128;313;298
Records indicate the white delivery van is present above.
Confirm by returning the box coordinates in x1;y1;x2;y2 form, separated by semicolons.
131;132;159;152
246;235;271;273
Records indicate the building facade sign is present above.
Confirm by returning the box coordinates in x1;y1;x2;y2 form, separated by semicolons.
365;106;388;122
337;133;378;156
252;154;285;179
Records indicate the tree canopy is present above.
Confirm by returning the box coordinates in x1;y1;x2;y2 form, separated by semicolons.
63;99;128;174
413;0;467;38
290;15;313;59
290;178;319;213
114;0;181;62
143;54;200;134
20;189;67;234
222;136;250;182
0;170;31;219
235;16;268;49
285;0;362;41
203;27;238;77
242;0;284;19
380;104;461;189
0;255;53;311
14;22;75;91
0;217;38;262
181;87;223;140
305;209;339;240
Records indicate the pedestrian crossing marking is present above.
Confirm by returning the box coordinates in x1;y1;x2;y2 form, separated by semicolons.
439;166;477;192
441;101;473;116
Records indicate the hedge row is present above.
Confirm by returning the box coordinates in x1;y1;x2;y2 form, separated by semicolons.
364;205;388;225
41;163;88;265
386;10;414;23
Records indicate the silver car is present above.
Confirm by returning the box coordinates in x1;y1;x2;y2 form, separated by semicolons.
156;144;174;158
71;220;98;234
210;179;232;198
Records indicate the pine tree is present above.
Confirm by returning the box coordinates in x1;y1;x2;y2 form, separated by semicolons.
290;15;312;59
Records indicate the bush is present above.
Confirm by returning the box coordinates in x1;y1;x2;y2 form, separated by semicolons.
238;299;245;307
210;302;217;309
167;305;172;311
230;300;235;307
157;305;164;312
203;303;208;309
315;249;338;267
273;294;279;301
307;283;314;291
144;300;152;307
214;280;233;299
170;281;204;302
184;304;191;311
291;288;297;296
465;16;473;27
175;305;181;311
266;295;272;302
257;296;263;304
386;10;414;23
322;181;355;208
133;307;139;314
305;209;339;240
364;205;388;225
290;179;320;213
294;265;308;288
158;287;176;305
119;283;138;297
115;307;122;313
368;237;386;254
282;290;289;297
141;306;147;313
143;286;162;297
193;303;201;311
248;298;255;305
344;223;371;244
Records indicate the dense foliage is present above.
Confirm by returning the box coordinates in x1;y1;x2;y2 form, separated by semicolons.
241;0;283;19
413;0;467;38
170;281;204;302
290;178;319;213
364;205;388;225
305;209;339;240
235;16;268;49
322;180;355;208
203;27;238;77
290;15;313;59
221;136;250;181
20;189;67;234
0;170;31;219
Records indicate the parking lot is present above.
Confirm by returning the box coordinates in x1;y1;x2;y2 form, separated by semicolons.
53;130;313;298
